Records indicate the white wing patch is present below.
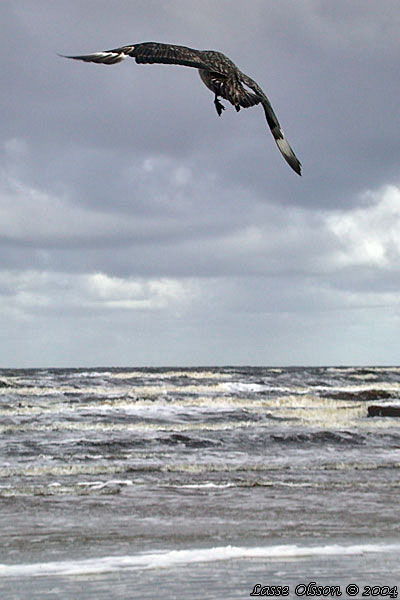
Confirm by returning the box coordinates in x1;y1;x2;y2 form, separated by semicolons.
62;51;129;64
275;131;302;175
275;135;292;157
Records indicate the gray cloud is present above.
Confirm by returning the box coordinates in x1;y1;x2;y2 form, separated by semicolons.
1;0;400;366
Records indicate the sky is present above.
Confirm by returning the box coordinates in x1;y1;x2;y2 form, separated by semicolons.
1;0;400;367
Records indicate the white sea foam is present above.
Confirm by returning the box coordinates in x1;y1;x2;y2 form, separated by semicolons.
1;543;399;578
221;382;268;393
0;384;128;397
178;482;236;489
109;370;230;380
77;479;134;490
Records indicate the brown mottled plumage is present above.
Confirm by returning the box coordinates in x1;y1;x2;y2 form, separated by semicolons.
62;42;301;175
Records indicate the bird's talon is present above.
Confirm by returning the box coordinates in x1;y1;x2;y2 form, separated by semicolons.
214;98;225;116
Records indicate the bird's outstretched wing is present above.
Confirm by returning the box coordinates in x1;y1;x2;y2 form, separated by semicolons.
262;97;302;176
240;75;302;175
62;42;213;70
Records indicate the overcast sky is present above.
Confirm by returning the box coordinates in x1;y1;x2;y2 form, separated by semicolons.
1;0;400;367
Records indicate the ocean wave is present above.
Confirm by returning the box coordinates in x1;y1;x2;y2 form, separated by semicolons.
220;382;269;394
271;430;366;445
109;370;231;381
1;542;399;578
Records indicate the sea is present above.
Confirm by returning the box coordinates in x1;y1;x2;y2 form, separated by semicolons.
0;366;399;599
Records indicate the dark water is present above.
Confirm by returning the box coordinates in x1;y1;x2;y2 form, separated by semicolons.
0;366;399;598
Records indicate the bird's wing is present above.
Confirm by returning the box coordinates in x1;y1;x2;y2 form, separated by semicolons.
62;42;213;70
262;96;302;176
240;75;302;175
236;84;262;109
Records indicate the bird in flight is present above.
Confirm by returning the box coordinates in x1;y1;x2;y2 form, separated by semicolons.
62;42;301;175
